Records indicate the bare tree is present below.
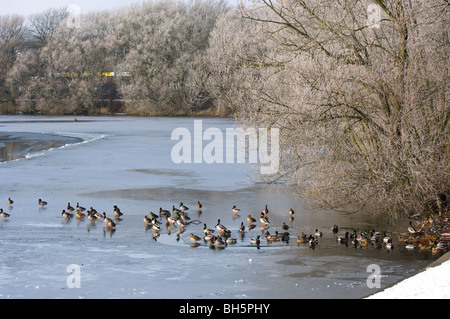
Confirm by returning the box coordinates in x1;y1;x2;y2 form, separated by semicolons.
209;0;449;217
27;8;68;47
0;15;25;102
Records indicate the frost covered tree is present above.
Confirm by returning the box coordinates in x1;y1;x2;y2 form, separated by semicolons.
0;15;25;106
208;0;449;217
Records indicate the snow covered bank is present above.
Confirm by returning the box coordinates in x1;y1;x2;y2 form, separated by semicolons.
367;253;450;299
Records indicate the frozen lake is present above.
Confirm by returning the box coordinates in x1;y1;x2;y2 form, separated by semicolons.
0;115;436;299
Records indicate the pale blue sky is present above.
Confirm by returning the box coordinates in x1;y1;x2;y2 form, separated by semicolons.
1;0;148;16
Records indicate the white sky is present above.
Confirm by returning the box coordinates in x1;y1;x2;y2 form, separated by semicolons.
1;0;148;16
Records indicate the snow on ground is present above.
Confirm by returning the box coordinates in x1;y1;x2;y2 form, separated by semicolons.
367;258;450;299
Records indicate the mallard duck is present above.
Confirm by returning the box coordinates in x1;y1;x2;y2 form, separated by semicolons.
408;222;418;234
260;212;269;226
239;222;245;233
281;232;290;242
297;233;308;244
8;198;13;206
386;238;394;250
179;203;189;212
315;229;322;237
226;237;237;244
102;212;112;223
247;215;256;224
214;236;225;246
143;215;152;225
190;233;201;243
61;209;72;219
262;204;269;216
148;211;158;219
250;235;261;245
38;199;47;208
232;205;240;214
216;219;227;233
172;205;182;214
288;208;294;216
405;243;416;250
332;225;339;233
76;203;86;212
166;215;176;225
180;212;190;223
282;222;289;231
203;224;215;235
93;210;103;220
113;205;123;219
67;203;75;212
106;219;116;229
337;232;349;243
176;219;185;229
1;209;10;220
76;210;86;219
159;207;170;217
267;231;280;242
359;237;369;247
196;201;202;210
309;236;318;249
204;234;215;242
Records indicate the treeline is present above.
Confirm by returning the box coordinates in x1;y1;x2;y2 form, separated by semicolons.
1;0;448;218
0;0;230;116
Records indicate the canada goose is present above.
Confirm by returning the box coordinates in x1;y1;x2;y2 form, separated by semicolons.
38;199;47;208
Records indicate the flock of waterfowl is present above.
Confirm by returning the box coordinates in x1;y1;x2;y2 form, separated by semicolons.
1;197;449;254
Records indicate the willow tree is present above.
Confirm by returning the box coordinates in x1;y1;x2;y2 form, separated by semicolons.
209;1;449;217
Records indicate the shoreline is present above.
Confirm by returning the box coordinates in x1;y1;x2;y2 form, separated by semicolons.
365;251;450;298
0;132;83;163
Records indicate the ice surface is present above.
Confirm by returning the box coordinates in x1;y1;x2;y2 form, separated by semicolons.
0;115;437;299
